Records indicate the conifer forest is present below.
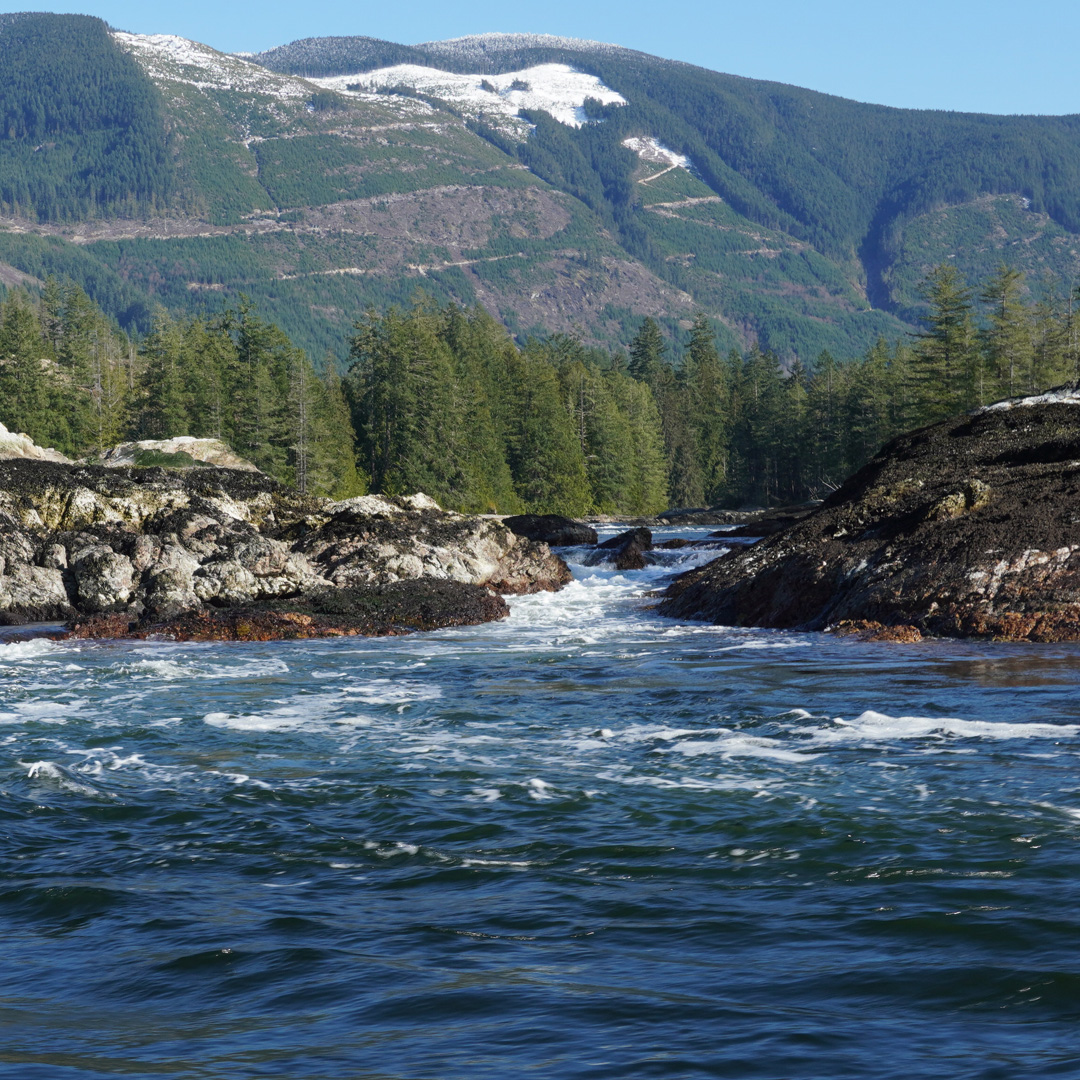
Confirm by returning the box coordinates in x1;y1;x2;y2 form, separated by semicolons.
2;263;1076;514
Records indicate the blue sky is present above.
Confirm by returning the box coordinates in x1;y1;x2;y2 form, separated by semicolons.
5;0;1079;115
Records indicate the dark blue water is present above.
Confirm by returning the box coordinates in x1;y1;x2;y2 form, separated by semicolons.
2;528;1080;1079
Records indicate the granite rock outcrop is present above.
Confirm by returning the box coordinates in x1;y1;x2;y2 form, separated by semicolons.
0;461;569;636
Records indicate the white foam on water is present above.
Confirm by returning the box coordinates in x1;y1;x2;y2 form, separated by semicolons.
205;769;273;789
200;658;291;680
708;639;809;652
122;659;190;680
363;840;421;858
459;858;535;868
666;734;821;763
204;707;369;733
0;638;70;661
338;679;442;705
201;677;441;734
605;772;777;794
803;710;1080;745
0;699;86;724
21;760;111;798
1035;802;1080;821
526;777;554;800
466;787;503;802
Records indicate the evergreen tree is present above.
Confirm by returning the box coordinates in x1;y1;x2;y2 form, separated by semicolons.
56;282;102;452
227;299;293;476
1028;275;1069;393
912;264;977;422
844;338;894;468
308;362;366;498
979;264;1032;400
509;343;592;514
136;309;188;439
683;314;728;504
0;290;46;438
806;350;848;494
611;373;668;514
628;316;666;381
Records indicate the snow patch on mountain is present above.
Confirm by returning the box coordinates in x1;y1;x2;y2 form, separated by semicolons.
311;63;626;131
112;31;312;99
622;137;692;171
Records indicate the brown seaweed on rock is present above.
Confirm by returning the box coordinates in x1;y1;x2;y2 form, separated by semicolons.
67;580;510;641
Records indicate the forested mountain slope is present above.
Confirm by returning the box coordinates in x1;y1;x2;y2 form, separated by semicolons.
0;16;1078;364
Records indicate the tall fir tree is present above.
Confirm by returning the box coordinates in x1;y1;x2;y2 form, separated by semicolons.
912;263;977;422
979;264;1032;400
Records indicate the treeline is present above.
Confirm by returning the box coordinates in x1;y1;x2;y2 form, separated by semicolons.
0;282;361;497
630;261;1080;507
345;302;667;514
1;263;1077;513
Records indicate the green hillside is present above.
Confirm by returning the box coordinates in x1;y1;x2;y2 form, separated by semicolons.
0;19;1079;363
0;13;172;220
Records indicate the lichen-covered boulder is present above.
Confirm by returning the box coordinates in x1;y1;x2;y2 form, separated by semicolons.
69;544;135;612
291;497;569;594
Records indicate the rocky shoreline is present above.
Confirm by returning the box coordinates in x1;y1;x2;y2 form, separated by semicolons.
0;461;569;641
660;395;1080;642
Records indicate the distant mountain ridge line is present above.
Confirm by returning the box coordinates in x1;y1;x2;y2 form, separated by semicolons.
250;31;675;79
250;30;1077;116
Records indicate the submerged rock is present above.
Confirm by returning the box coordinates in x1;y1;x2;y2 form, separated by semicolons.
660;395;1080;641
0;460;567;637
502;513;598;547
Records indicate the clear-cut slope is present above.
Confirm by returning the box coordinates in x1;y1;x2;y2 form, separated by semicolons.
4;16;1080;364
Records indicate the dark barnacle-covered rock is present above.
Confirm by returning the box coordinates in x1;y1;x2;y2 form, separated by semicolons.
584;527;653;571
502;513;598;547
67;580;510;641
661;391;1080;641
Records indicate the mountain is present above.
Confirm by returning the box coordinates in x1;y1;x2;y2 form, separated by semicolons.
1;15;1079;364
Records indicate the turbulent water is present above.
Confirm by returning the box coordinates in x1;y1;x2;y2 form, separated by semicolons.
3;526;1080;1079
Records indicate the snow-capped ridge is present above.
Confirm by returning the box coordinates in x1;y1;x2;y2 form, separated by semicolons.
112;31;312;99
418;32;625;59
311;62;626;131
